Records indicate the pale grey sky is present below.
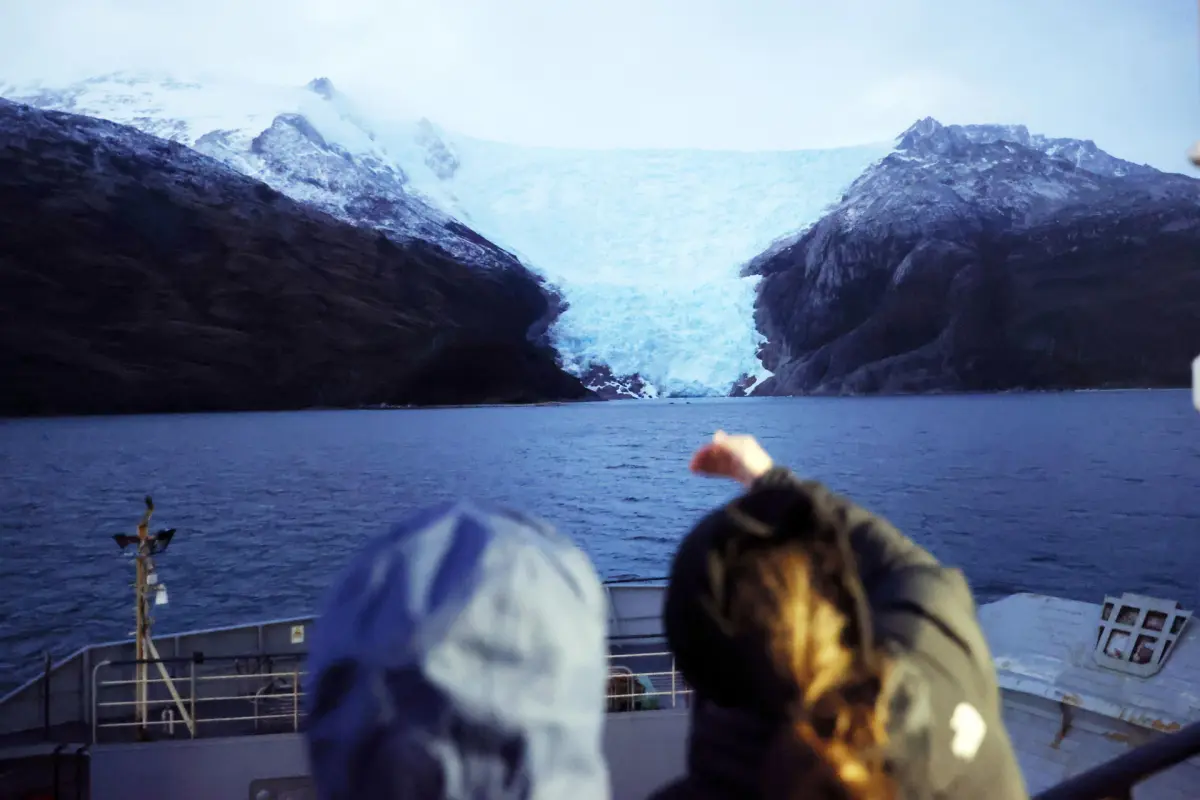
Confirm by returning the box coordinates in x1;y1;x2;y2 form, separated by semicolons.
1;0;1197;171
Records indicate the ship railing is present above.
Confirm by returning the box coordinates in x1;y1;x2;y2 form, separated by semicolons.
1033;718;1200;800
91;652;306;743
80;651;1200;791
606;649;692;713
88;647;691;743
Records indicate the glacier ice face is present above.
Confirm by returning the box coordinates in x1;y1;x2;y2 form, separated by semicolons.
406;137;891;395
0;71;893;395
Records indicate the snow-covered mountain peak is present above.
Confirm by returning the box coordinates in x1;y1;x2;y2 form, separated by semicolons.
745;117;1198;288
8;72;1176;398
306;76;337;100
834;115;1188;229
0;71;508;267
896;116;1157;178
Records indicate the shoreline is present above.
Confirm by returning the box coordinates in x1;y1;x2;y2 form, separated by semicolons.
0;385;1191;421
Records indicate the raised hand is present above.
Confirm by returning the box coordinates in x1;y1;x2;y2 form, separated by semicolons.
689;430;775;487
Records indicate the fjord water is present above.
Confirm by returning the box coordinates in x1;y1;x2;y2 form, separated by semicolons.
0;391;1197;693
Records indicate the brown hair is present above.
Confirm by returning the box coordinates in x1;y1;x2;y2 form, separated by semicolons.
727;544;895;800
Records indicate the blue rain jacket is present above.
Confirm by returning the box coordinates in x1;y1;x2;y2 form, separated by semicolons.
305;501;611;800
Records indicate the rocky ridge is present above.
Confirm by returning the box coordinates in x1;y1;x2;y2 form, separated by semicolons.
0;73;642;393
0;98;593;415
748;118;1200;394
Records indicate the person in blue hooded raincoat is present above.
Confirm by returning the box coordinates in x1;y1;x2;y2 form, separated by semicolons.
304;501;612;800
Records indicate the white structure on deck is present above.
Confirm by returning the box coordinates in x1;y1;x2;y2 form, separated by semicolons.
0;585;1196;800
981;592;1199;798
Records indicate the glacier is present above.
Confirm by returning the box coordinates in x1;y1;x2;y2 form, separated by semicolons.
0;72;890;396
424;138;890;395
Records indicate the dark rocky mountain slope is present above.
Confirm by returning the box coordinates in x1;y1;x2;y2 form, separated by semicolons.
748;118;1200;395
0;99;592;416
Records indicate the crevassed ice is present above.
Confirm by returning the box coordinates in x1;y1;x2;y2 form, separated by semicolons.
548;276;766;396
427;138;891;395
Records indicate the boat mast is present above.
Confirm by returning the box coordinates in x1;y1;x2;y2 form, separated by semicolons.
134;500;150;735
113;497;179;739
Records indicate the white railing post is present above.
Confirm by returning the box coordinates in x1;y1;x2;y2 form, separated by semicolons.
90;660;110;745
293;666;300;732
189;660;197;738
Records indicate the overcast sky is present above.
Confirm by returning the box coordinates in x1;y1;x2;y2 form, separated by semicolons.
2;0;1197;171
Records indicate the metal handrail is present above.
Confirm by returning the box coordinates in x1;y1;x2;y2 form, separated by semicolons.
602;576;670;584
89;649;689;742
91;657;308;743
82;640;670;664
606;650;691;711
96;651;305;668
83;647;1200;794
1034;718;1200;800
0;614;322;709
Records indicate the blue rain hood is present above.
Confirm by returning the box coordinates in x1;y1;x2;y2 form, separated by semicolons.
305;501;611;800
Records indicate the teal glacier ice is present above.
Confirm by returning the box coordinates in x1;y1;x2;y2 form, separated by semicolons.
430;138;890;395
0;72;890;396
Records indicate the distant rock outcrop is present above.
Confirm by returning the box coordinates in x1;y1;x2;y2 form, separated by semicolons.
728;373;759;397
577;363;654;400
0;99;593;415
749;118;1200;394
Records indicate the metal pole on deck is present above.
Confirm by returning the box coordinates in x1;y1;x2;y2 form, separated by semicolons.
135;508;148;738
113;497;177;741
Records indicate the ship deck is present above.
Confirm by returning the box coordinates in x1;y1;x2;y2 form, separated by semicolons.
0;581;680;749
5;584;1200;800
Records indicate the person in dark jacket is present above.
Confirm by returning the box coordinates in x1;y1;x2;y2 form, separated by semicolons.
649;431;1028;800
304;501;611;800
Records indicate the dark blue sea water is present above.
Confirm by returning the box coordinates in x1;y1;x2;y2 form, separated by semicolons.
1;392;1198;694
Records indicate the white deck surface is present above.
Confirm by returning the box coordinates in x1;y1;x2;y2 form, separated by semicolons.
979;593;1200;732
981;593;1200;797
6;584;1200;797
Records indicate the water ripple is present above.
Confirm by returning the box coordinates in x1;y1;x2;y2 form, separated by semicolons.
0;391;1198;692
